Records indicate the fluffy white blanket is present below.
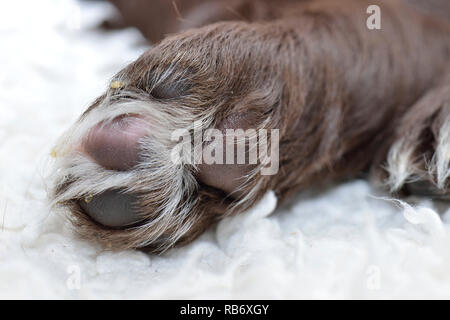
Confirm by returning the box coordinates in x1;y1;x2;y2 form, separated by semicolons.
1;0;450;299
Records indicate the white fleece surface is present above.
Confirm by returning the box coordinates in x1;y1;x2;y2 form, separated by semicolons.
2;0;450;299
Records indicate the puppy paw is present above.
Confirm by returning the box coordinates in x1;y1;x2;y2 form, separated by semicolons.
49;22;284;252
381;83;450;199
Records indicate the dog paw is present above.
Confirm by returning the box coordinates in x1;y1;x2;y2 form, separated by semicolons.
49;22;284;252
382;83;450;199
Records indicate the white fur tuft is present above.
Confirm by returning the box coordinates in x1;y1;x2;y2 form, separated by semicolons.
431;118;450;189
385;140;419;191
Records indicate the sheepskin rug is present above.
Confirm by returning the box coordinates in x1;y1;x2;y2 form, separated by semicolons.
2;0;450;299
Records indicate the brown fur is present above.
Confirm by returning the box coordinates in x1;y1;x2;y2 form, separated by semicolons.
52;0;450;252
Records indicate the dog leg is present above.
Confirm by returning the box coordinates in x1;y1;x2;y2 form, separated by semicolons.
51;0;450;251
106;0;296;43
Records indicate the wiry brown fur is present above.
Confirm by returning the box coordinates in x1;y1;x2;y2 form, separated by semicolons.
51;0;450;252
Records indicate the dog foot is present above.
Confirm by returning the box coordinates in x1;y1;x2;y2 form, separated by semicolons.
381;83;450;199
